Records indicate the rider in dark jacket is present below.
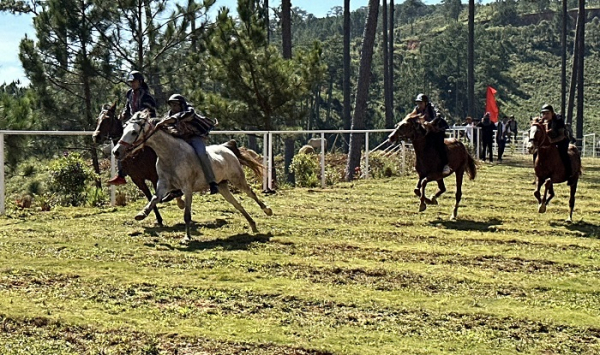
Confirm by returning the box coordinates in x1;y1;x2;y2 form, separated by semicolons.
159;94;218;201
411;94;451;175
541;104;571;178
108;71;157;185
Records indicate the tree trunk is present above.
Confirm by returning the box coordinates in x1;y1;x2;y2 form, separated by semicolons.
281;0;294;184
575;0;585;149
567;12;579;127
467;0;475;117
561;0;567;116
343;0;351;153
389;0;394;125
382;0;393;129
345;0;379;181
281;0;292;59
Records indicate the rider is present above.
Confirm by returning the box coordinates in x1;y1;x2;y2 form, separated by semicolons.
412;94;451;175
159;94;219;200
540;104;572;178
107;70;157;185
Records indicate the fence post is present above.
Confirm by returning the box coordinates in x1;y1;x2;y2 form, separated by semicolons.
268;132;273;190
263;133;268;191
320;132;326;188
401;141;406;175
364;132;369;179
110;141;116;206
0;133;4;215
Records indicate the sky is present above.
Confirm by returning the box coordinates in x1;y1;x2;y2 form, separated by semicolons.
0;0;486;86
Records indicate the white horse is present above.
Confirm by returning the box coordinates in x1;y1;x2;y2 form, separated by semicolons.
112;110;273;241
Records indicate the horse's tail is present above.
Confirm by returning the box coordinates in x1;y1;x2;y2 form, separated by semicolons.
465;149;477;180
223;140;264;179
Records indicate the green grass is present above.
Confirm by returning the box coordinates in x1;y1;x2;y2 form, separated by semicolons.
1;153;600;354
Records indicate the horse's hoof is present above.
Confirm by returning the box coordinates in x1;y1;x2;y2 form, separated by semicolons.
450;213;457;220
430;196;438;205
414;189;421;197
176;197;185;210
538;204;546;213
250;224;259;233
566;217;572;223
419;203;427;212
263;207;273;216
135;212;147;221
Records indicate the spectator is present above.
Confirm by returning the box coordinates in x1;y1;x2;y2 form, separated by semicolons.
496;116;509;162
477;112;495;162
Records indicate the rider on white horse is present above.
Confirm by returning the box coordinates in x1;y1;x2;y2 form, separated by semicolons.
158;94;219;201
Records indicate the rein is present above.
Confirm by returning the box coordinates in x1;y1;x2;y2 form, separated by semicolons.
529;123;551;148
119;115;160;154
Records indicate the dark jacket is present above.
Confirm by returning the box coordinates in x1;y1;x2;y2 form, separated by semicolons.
167;103;215;139
546;114;568;143
121;84;157;121
477;117;496;143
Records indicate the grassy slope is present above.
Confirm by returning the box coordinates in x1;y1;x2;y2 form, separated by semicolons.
1;153;600;354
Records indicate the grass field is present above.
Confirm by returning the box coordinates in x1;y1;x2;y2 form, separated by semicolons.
1;153;600;355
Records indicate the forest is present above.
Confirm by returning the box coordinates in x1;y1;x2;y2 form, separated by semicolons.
0;0;599;171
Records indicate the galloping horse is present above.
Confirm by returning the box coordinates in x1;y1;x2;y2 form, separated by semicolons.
388;113;477;219
526;120;581;222
92;103;167;225
112;110;273;241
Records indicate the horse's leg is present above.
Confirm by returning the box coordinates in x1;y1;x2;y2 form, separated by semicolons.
538;178;551;213
419;177;429;212
567;179;577;223
182;190;194;243
449;170;464;220
414;177;422;197
136;180;168;221
546;182;556;206
217;181;259;233
132;178;163;226
429;179;447;205
236;178;273;216
533;178;543;205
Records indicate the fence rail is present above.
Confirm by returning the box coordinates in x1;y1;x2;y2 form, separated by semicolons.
0;126;597;214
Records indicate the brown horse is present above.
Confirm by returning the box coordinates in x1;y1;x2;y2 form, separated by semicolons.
92;103;165;226
526;121;581;222
388;113;477;219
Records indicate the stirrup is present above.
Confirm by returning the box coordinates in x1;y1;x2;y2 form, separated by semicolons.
442;165;452;175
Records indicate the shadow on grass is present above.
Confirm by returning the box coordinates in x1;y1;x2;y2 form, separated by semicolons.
178;232;273;251
550;221;600;239
428;218;503;231
143;218;229;236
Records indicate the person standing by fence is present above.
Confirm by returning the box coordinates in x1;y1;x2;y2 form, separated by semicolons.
477;112;495;162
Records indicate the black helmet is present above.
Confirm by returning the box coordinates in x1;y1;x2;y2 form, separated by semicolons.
540;104;554;113
167;94;187;106
415;93;428;103
126;70;145;83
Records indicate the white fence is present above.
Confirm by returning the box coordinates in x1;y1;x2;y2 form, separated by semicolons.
0;126;596;214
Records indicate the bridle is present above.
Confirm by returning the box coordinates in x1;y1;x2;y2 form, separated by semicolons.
117;112;158;156
529;122;551;149
95;108;122;142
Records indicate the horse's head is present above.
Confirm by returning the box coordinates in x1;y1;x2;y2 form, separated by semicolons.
388;113;424;143
112;109;154;159
92;102;120;144
527;120;548;155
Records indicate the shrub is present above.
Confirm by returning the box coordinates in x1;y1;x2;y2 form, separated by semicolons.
364;152;402;178
290;153;319;188
48;153;95;206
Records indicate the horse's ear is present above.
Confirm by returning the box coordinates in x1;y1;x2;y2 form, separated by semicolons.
109;101;117;111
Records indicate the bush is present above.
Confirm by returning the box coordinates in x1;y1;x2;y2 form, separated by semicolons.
364;152;402;178
48;153;95;206
290;153;319;188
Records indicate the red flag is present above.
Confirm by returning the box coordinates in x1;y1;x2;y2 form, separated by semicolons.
486;86;499;123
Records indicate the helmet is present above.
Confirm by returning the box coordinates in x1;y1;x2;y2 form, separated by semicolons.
167;94;187;105
540;104;554;113
126;70;144;83
415;93;428;103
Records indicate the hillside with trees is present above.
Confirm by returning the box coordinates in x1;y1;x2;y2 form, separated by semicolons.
1;0;599;164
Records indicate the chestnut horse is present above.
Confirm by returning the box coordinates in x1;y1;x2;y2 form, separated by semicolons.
388;113;477;219
526;121;581;222
92;103;165;225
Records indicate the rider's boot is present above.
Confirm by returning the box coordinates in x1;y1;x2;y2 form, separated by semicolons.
198;153;219;194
